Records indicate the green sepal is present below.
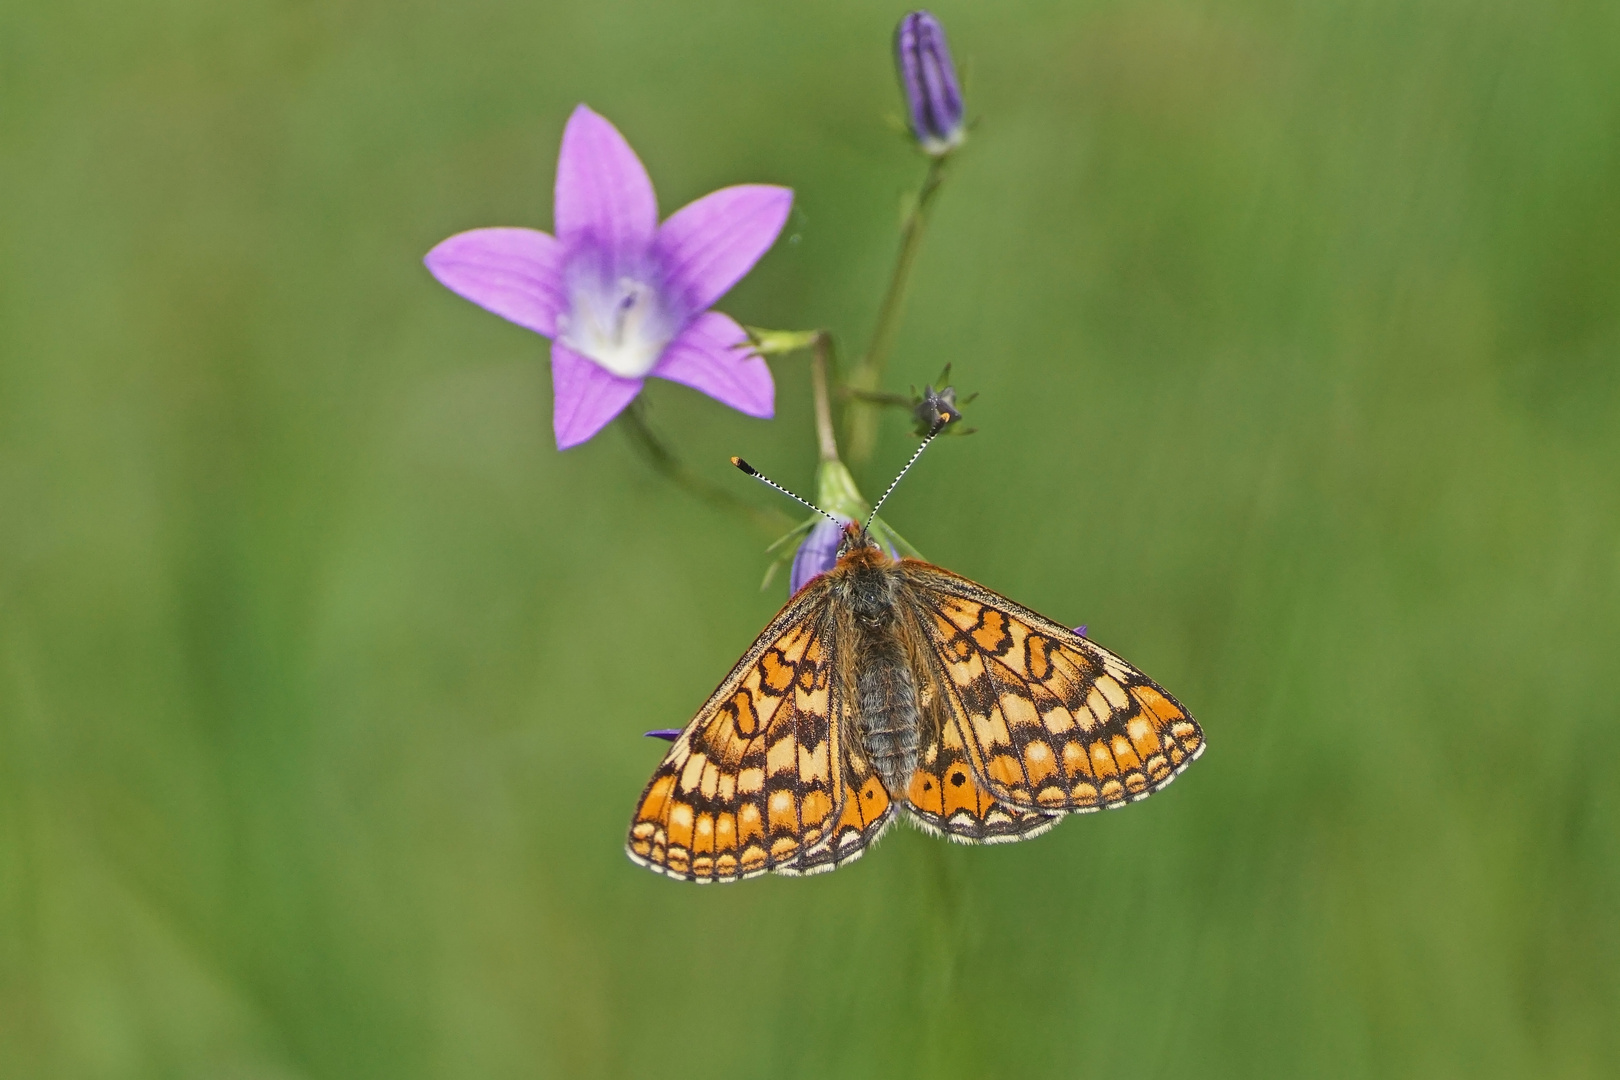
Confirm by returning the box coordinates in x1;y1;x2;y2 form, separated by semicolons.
759;514;818;592
765;515;818;555
814;459;867;522
743;327;821;356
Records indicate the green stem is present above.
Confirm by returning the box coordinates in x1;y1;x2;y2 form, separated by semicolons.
618;401;791;535
810;332;840;464
845;154;951;463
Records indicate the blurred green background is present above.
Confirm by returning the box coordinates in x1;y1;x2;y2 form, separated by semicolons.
3;0;1618;1076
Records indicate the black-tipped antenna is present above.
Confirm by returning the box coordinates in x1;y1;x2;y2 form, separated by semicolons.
731;457;841;526
864;419;948;531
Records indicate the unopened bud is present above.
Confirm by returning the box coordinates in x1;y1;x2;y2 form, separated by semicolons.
895;11;966;157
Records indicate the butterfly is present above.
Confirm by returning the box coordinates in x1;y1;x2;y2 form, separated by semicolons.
626;440;1204;882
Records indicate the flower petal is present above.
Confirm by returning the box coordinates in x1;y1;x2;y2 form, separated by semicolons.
425;228;565;337
651;312;773;418
654;185;793;314
551;341;644;449
554;104;658;257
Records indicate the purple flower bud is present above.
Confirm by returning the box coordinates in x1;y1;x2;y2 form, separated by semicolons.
896;11;965;156
789;515;850;596
644;729;681;741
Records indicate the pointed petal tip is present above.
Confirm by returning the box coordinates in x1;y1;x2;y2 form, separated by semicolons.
555;104;658;252
564;102;613;133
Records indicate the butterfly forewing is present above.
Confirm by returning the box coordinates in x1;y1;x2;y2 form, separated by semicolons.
901;562;1205;814
626;583;851;881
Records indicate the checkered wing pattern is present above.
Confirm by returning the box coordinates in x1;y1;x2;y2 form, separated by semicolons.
626;579;890;881
901;562;1204;815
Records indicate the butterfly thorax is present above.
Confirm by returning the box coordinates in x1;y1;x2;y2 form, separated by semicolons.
827;541;924;797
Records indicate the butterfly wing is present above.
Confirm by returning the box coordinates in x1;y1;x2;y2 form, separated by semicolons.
787;738;896;875
903;699;1060;842
626;581;855;882
901;561;1204;814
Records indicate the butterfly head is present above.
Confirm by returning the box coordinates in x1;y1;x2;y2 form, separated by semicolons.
834;521;892;566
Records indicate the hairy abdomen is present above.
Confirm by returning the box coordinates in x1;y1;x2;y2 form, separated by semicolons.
854;627;921;795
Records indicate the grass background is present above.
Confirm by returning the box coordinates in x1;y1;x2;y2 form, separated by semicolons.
3;0;1618;1077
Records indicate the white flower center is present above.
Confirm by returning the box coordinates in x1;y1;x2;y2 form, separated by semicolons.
556;275;674;379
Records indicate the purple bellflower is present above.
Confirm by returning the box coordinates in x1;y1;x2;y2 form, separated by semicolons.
896;11;966;156
426;105;793;449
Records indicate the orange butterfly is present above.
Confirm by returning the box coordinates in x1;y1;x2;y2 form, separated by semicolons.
626;442;1204;882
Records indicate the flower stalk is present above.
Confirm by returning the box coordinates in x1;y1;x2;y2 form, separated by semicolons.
810;331;840;464
844;153;951;463
843;10;966;463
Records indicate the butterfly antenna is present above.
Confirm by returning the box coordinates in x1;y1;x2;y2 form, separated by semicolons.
864;421;946;531
731;458;842;526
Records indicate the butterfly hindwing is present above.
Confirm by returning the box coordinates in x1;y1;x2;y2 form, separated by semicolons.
626;582;849;882
787;742;895;875
904;699;1059;843
901;561;1205;814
